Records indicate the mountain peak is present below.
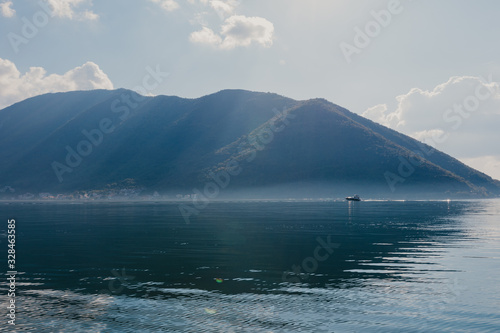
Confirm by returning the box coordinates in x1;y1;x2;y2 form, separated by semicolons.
0;89;498;199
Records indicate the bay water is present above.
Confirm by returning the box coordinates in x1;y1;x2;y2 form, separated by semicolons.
1;199;499;332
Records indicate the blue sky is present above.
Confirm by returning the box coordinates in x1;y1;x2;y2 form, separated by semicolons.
1;0;500;179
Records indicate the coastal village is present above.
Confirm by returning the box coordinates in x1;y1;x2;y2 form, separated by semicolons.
0;179;194;201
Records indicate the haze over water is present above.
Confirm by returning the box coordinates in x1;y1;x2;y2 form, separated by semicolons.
1;199;499;332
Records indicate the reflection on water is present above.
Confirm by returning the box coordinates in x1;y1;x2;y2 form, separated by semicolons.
1;200;500;332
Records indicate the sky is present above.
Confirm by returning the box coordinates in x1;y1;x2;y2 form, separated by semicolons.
1;0;499;180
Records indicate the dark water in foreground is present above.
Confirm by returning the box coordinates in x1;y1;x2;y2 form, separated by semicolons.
1;200;499;332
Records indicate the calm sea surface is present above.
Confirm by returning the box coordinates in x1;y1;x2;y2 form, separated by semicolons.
1;200;499;332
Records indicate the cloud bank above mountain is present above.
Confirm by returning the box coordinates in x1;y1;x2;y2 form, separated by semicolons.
0;58;113;109
362;76;500;180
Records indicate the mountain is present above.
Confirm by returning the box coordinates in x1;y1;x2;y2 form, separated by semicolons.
0;89;498;199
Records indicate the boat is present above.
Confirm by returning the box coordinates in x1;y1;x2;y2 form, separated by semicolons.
346;194;361;201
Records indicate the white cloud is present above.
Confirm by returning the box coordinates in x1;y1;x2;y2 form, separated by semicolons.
149;0;179;12
363;104;392;127
411;129;447;143
187;0;239;25
47;0;98;20
461;156;500;181
210;0;238;18
0;58;113;110
220;15;274;48
363;76;500;135
362;75;500;179
80;9;98;21
189;26;222;45
159;0;272;48
0;0;15;18
190;15;274;49
189;11;210;26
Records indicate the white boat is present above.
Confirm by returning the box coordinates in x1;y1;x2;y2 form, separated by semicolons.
346;194;361;201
